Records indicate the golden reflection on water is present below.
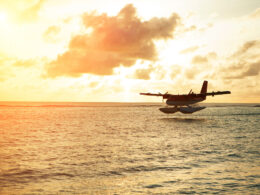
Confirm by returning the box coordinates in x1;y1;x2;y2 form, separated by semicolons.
0;104;260;194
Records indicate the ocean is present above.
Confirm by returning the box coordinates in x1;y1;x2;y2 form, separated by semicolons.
0;102;259;194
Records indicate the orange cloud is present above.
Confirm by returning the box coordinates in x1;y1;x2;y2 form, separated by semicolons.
46;4;180;77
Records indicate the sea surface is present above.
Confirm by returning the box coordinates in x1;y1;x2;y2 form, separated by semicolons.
0;102;259;194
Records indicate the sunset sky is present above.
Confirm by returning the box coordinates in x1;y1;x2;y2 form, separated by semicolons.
0;0;259;102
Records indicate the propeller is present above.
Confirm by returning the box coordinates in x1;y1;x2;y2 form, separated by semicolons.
162;92;169;102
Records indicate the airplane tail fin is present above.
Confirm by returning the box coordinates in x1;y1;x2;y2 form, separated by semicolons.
200;81;208;94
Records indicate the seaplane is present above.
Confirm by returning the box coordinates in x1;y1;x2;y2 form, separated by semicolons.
140;81;231;114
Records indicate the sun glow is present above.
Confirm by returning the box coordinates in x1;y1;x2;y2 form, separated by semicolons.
0;1;259;103
0;12;7;24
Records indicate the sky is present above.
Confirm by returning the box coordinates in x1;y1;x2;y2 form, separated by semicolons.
0;0;259;103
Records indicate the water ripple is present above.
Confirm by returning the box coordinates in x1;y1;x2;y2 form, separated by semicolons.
0;104;259;194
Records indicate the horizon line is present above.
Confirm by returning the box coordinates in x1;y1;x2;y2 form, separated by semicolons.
0;101;259;104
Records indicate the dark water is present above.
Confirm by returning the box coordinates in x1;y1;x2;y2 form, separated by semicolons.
0;102;259;194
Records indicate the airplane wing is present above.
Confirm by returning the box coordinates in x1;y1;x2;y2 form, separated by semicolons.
140;93;165;97
140;91;231;97
140;92;174;99
205;91;231;96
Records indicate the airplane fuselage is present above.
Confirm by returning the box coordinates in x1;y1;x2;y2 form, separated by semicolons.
165;94;206;106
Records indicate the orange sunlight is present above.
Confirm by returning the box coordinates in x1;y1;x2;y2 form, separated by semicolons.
0;0;259;103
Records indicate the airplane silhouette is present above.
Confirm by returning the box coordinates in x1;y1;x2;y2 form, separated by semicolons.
140;81;231;114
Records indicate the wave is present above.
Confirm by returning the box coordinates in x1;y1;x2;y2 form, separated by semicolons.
0;169;75;186
203;103;260;107
99;165;192;177
229;113;260;116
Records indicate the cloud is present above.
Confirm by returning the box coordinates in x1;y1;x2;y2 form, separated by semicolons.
224;60;260;79
12;59;36;67
222;39;260;79
43;25;61;43
182;25;197;33
231;40;260;58
20;0;45;22
198;23;214;32
132;63;167;80
0;0;46;22
46;4;180;77
170;65;182;79
134;67;152;80
0;55;47;82
248;7;260;18
180;46;199;54
239;61;260;77
0;55;14;81
10;57;46;68
191;52;217;64
0;59;12;81
0;69;11;81
191;55;208;64
185;52;217;79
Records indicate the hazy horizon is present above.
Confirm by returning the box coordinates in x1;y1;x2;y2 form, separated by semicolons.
0;101;259;105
